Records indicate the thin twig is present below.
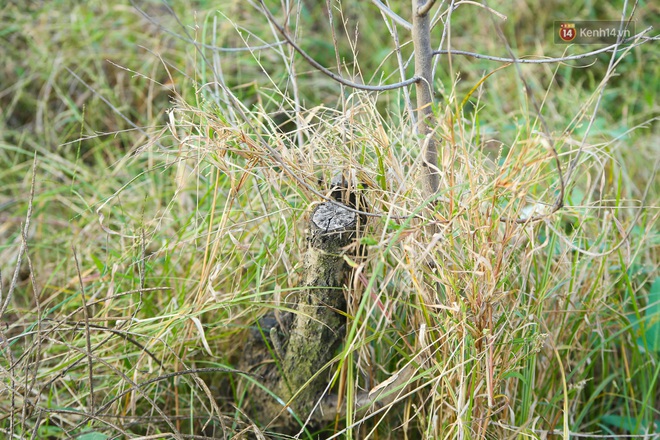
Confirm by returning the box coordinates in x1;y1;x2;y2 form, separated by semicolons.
431;0;453;80
370;0;412;30
433;28;656;63
258;0;420;91
453;0;506;20
131;0;287;52
379;0;416;122
28;409;43;440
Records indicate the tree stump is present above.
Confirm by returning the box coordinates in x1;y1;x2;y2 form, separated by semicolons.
240;201;358;429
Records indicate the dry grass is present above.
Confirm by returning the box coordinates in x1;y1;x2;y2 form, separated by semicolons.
1;0;658;439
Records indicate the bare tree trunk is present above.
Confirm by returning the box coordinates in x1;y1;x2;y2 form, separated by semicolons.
412;0;440;198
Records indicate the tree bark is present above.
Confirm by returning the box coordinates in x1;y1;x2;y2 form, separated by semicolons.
412;0;440;198
240;201;357;429
277;202;356;415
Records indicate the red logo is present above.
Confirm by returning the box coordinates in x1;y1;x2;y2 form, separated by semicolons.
559;23;577;42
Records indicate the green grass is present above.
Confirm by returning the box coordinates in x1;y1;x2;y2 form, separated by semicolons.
1;0;658;439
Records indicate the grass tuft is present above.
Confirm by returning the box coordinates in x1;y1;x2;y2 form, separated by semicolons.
1;0;658;438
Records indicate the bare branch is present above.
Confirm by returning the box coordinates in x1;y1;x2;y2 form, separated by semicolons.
452;1;506;20
417;0;438;16
377;0;416;121
258;0;419;91
433;28;656;63
370;0;412;30
431;0;455;91
131;0;287;52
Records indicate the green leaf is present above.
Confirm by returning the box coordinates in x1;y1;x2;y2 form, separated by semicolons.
600;414;660;435
38;426;63;437
360;236;378;246
386;221;401;232
90;253;105;273
502;370;527;385
600;414;641;434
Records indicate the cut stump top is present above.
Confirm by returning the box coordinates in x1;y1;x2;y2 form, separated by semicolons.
312;202;356;232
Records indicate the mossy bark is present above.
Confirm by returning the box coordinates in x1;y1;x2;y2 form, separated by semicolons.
240;201;357;428
276;202;356;415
